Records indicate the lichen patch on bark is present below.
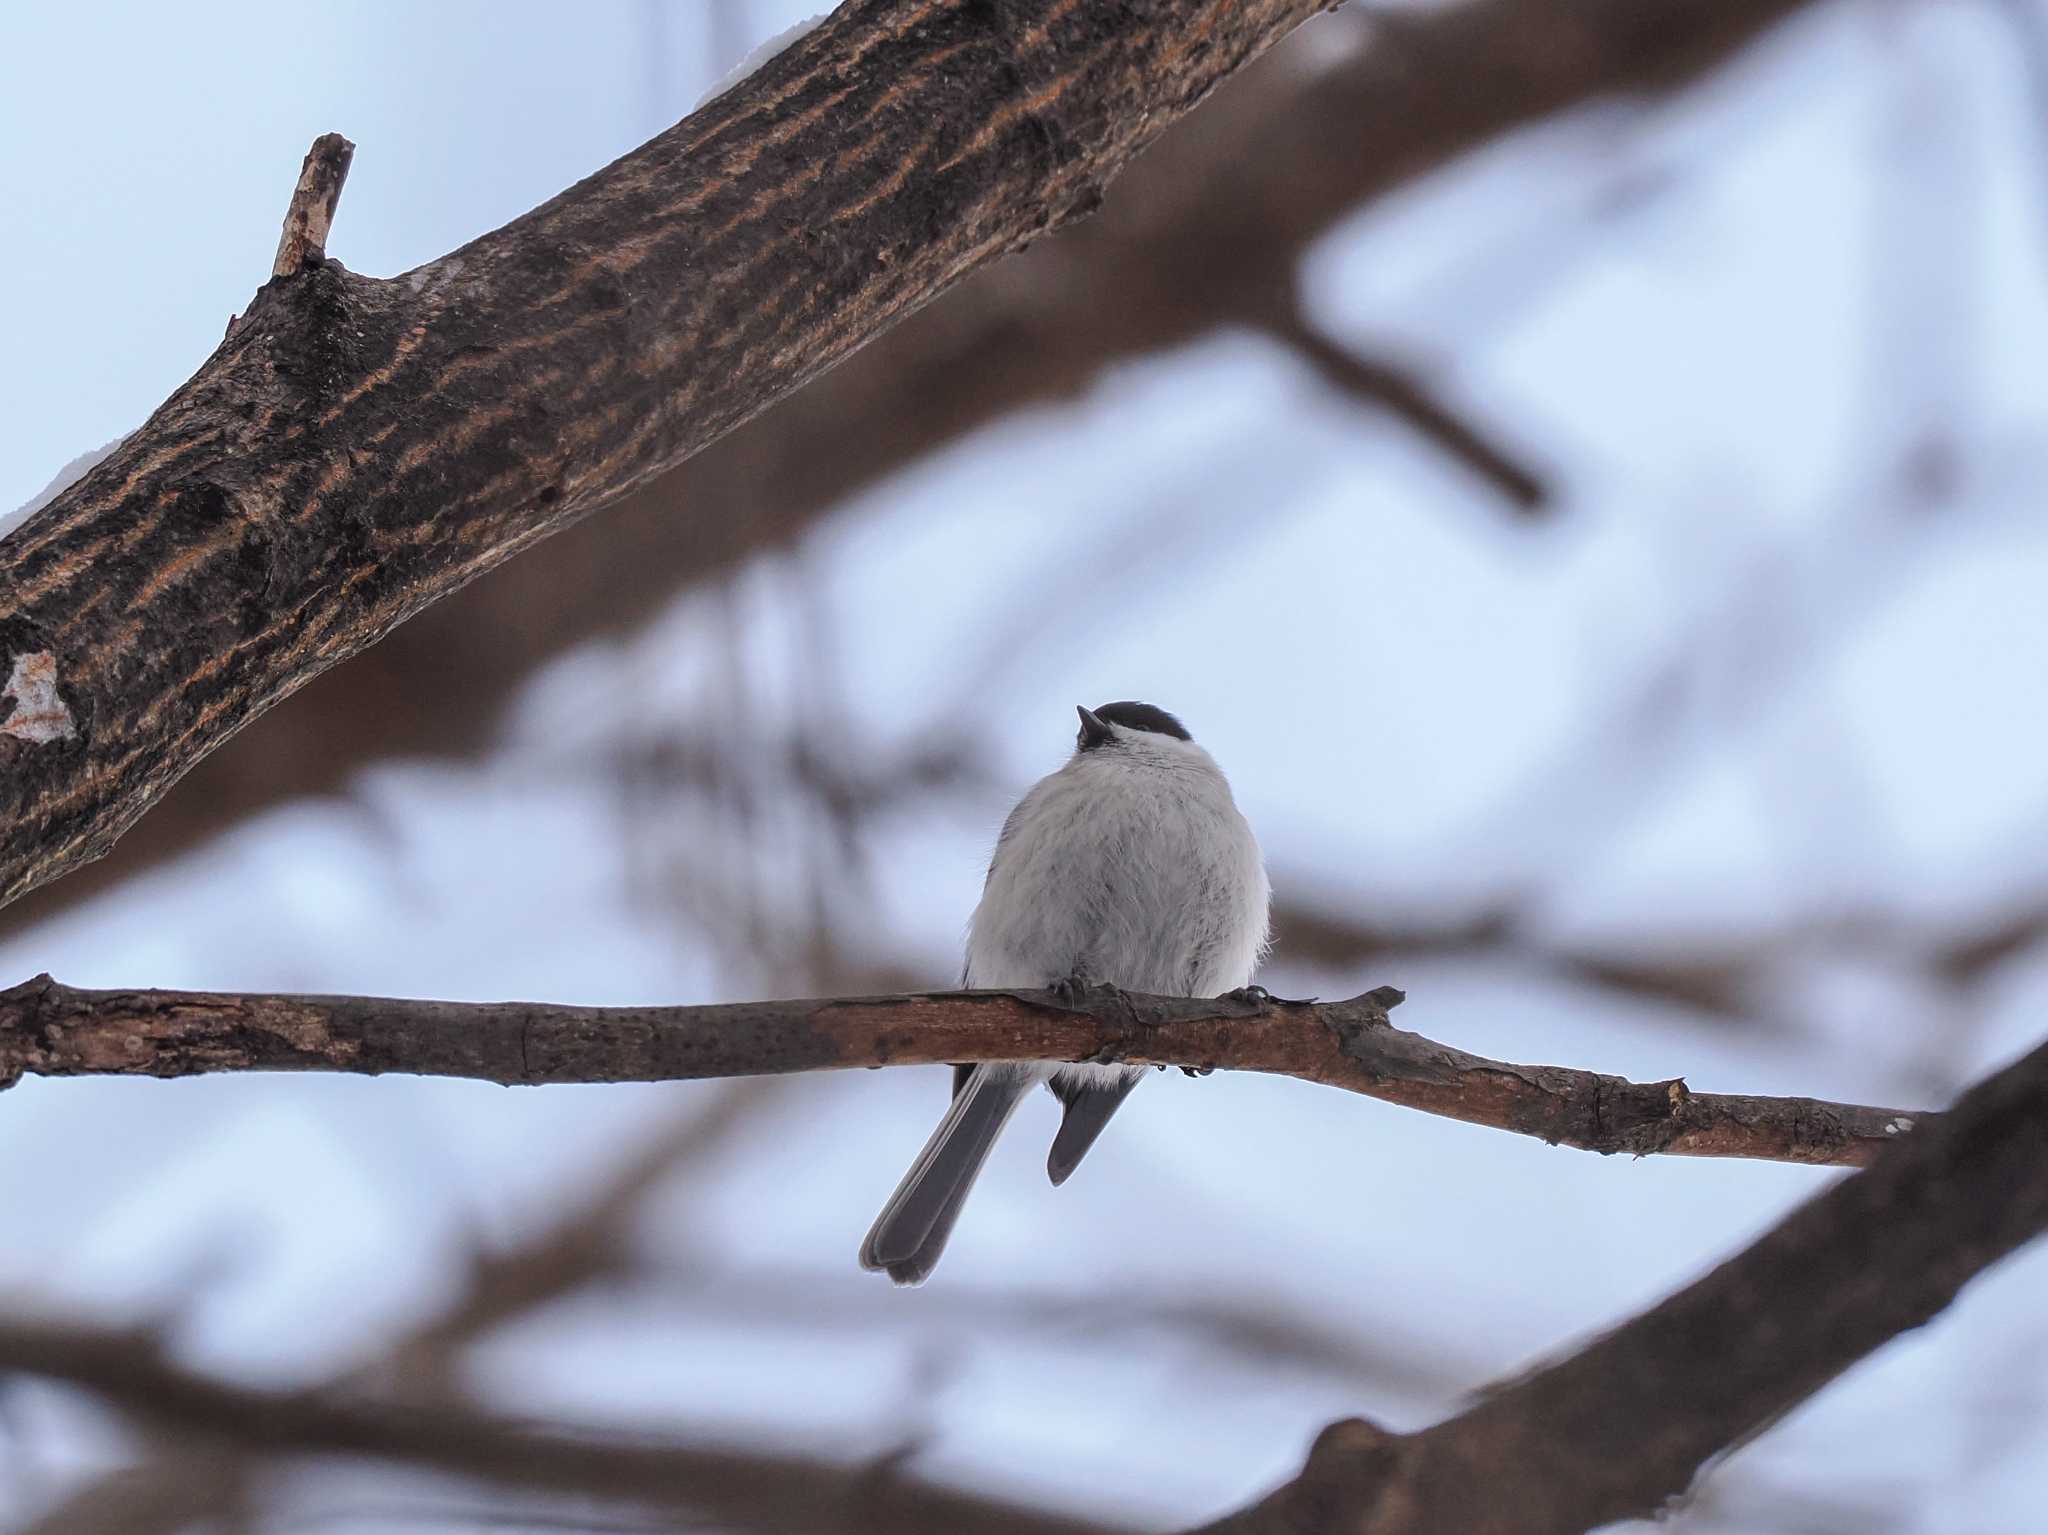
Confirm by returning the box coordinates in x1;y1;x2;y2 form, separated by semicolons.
1;653;75;744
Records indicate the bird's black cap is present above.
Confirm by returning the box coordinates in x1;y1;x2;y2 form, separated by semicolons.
1077;700;1191;750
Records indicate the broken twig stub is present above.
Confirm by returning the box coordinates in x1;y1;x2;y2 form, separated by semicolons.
272;132;355;278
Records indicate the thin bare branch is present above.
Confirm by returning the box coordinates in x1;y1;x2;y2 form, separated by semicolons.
0;1318;1127;1535
362;1078;786;1396
24;1081;785;1535
596;1262;1474;1401
0;975;1922;1167
1262;307;1549;511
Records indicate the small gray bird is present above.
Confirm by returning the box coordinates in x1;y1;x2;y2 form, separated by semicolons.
860;701;1270;1284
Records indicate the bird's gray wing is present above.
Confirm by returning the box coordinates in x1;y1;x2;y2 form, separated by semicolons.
1044;1069;1143;1187
979;776;1059;890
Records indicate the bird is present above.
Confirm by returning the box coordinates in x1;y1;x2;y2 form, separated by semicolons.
860;700;1269;1284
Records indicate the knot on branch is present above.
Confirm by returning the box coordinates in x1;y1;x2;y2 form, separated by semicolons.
1278;1416;1407;1531
1594;1075;1694;1157
0;971;58;1091
1323;989;1408;1075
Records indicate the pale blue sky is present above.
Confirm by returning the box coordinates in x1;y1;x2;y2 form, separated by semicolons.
4;5;2048;1530
0;2;805;511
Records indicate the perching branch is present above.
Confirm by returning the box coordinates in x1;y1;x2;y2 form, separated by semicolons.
1195;1032;2048;1535
0;975;1919;1167
0;0;1334;913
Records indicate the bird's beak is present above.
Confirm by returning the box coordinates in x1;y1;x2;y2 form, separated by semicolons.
1077;705;1110;747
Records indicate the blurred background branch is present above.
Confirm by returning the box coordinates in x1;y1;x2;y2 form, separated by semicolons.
3;1034;2040;1534
0;1314;1130;1535
1200;1036;2048;1533
6;0;2048;1530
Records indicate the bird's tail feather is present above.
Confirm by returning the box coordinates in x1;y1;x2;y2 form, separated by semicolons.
860;1065;1032;1285
1046;1069;1143;1186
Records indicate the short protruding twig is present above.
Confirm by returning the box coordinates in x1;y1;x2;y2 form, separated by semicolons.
1264;307;1551;514
271;132;355;278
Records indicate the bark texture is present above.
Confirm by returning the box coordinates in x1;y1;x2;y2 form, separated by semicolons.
0;975;1918;1167
0;0;1827;938
0;0;1331;912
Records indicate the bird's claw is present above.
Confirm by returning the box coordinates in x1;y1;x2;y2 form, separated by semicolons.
1049;974;1114;1006
1222;984;1316;1007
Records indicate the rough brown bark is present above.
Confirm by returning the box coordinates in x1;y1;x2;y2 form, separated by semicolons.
0;975;1918;1167
0;0;1334;913
1195;1033;2048;1535
0;0;1824;937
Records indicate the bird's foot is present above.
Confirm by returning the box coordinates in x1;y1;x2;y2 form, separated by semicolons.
1222;983;1316;1007
1049;973;1116;1006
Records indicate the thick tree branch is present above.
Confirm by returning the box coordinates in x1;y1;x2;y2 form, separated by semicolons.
0;975;1919;1167
0;0;1334;913
0;0;1830;938
1195;1033;2048;1535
